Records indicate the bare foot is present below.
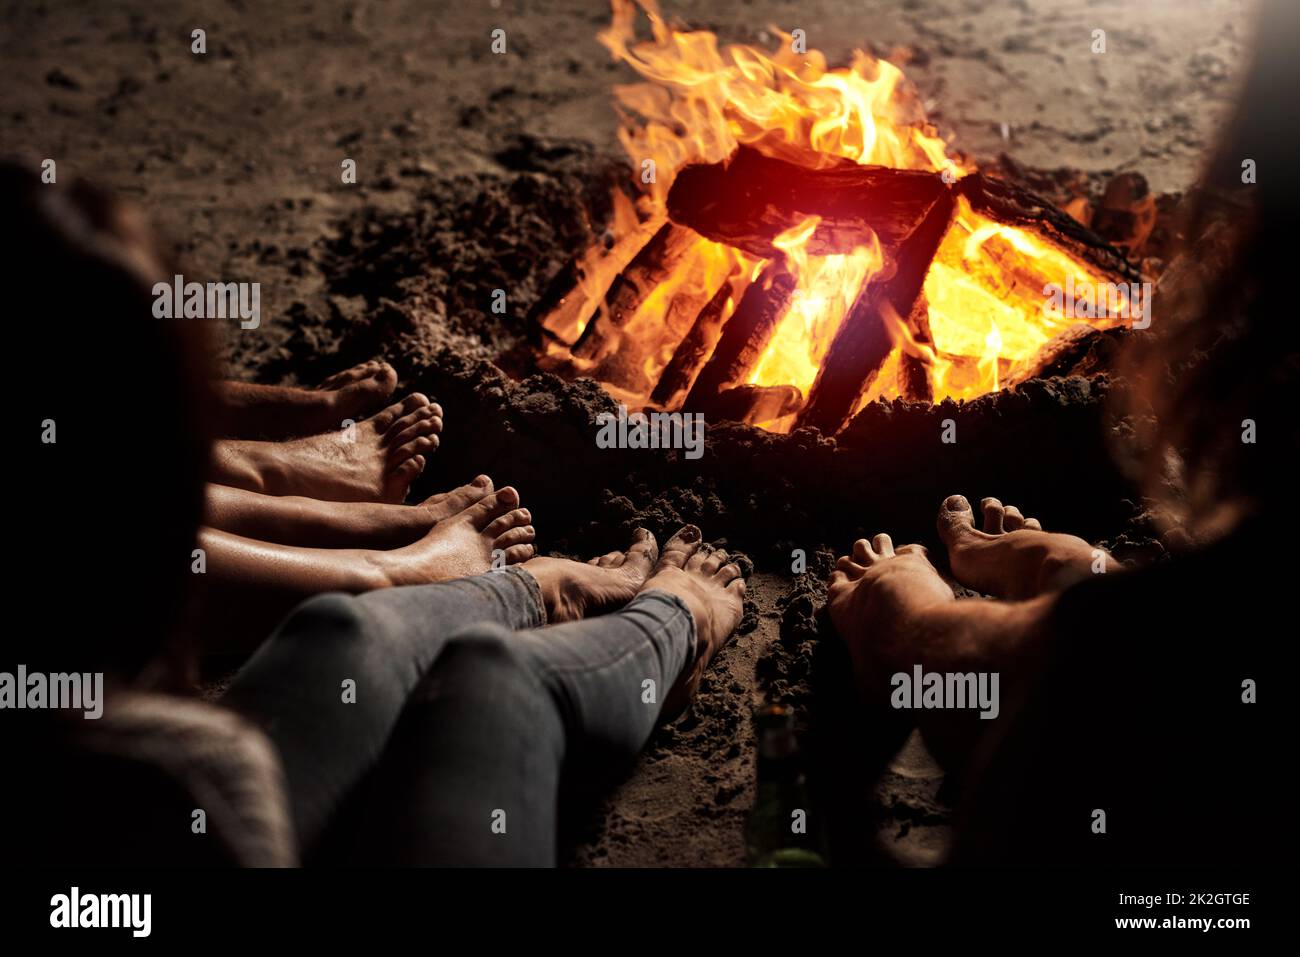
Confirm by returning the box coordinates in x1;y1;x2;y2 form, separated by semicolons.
332;474;498;546
219;359;398;438
826;532;1048;768
212;393;443;503
202;474;495;549
827;534;956;691
636;526;746;718
315;360;399;421
521;528;660;623
381;487;535;586
418;475;495;525
937;495;1117;600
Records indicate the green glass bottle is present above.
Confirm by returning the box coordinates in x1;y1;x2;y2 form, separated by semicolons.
745;704;827;867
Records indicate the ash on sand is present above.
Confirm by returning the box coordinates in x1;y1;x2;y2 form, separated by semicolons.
252;143;1170;865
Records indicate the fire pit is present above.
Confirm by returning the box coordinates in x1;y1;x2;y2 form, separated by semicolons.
529;3;1149;436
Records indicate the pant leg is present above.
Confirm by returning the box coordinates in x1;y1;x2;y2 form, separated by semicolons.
350;589;696;866
222;567;543;855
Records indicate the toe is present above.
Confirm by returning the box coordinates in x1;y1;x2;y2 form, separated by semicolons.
388;405;437;446
1023;517;1042;531
384;454;426;503
699;547;727;574
852;538;875;563
421;476;492;511
621;528;659;575
389;431;439;466
502;544;535;564
391;455;424;487
1003;505;1026;531
318;360;374;389
937;494;977;545
465;488;520;530
371;393;429;431
686;543;717;572
715;562;742;585
981;497;1005;534
494;525;535;551
354;361;398;400
871;533;894;557
835;555;867;578
657;525;701;569
485;507;531;538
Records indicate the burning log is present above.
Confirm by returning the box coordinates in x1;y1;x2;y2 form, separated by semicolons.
1005;324;1127;387
529;216;668;348
527;255;587;348
651;278;741;408
572;222;698;361
701;384;803;425
797;190;956;434
898;353;933;403
897;294;935;403
957;172;1142;282
589;251;735;395
667;147;1138;282
683;263;797;411
667;146;948;259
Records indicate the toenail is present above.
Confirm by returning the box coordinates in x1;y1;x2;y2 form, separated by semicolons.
474;475;490;486
681;526;700;542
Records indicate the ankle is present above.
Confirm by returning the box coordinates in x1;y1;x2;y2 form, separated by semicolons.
246;443;291;496
366;548;407;590
367;501;429;547
316;388;350;427
218;441;273;494
519;558;575;621
1034;548;1100;593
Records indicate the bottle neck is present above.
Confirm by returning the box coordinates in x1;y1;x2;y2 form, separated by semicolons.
757;727;800;782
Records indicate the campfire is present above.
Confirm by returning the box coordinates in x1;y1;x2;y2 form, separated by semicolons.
531;0;1146;435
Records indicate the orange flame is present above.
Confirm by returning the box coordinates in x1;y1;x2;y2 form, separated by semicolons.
747;217;883;406
549;0;1130;429
598;0;960;189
